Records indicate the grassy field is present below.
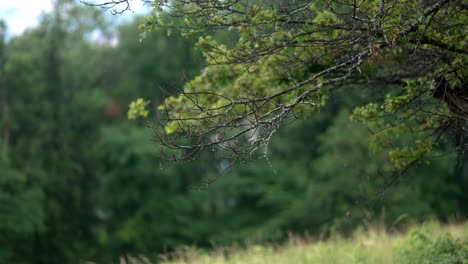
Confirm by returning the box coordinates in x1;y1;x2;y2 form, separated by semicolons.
157;221;468;264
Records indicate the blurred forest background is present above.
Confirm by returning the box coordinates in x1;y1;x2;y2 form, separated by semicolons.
0;1;466;263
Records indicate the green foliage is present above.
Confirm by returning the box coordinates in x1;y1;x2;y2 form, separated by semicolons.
256;100;463;236
161;221;468;264
351;79;451;170
1;1;466;262
395;230;468;263
115;16;202;100
128;98;150;119
92;124;219;262
136;0;468;170
0;145;45;263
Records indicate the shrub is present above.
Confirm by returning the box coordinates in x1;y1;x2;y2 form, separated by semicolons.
395;230;468;264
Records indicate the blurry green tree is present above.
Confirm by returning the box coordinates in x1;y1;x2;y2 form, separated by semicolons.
1;0;114;262
0;1;204;261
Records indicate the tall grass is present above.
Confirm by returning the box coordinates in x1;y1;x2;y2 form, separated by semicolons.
160;221;468;264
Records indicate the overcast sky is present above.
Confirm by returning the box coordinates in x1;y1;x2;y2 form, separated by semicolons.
0;0;149;38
